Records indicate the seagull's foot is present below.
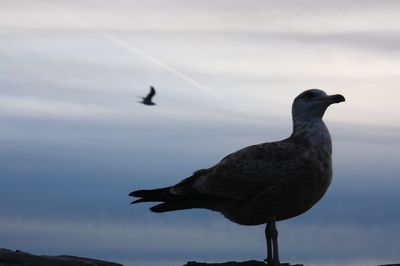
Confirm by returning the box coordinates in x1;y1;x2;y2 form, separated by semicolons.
263;261;296;266
264;257;273;265
263;259;282;266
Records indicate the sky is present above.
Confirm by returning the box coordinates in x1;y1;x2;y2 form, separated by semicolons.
0;1;400;265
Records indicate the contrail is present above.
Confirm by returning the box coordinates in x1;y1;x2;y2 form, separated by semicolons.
58;11;222;100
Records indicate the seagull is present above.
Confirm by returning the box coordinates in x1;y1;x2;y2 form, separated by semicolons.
139;86;156;105
130;89;345;265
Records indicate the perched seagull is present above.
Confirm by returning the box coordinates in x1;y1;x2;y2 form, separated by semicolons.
139;86;156;105
130;89;345;265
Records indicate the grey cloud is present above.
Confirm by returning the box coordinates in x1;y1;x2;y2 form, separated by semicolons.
2;0;400;33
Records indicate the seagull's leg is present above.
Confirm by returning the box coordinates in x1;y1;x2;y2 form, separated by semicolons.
265;222;273;264
270;221;281;266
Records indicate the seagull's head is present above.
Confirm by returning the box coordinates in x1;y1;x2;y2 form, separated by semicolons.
292;89;345;121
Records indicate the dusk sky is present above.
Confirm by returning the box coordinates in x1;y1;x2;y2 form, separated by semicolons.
1;1;400;266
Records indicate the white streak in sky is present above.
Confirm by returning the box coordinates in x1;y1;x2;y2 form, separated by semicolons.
58;10;222;101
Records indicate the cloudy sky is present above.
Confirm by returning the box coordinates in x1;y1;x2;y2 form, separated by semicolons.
1;1;400;265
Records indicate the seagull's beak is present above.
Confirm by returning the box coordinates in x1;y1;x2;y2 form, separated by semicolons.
326;94;345;104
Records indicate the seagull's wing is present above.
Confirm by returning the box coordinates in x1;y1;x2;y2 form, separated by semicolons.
144;86;156;101
171;139;316;200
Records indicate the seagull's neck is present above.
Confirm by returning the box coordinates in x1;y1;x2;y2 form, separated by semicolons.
292;117;332;153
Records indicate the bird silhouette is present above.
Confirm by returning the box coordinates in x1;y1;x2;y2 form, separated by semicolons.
139;86;156;105
130;89;345;265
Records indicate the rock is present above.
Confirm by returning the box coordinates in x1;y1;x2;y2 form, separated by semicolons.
183;261;400;266
2;248;399;266
0;248;123;266
183;261;303;266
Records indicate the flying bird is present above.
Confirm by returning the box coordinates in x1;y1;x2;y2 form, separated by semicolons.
139;86;156;105
130;89;345;265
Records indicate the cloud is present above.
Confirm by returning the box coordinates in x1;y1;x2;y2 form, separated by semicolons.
2;0;400;128
0;95;124;121
2;0;400;34
2;18;400;129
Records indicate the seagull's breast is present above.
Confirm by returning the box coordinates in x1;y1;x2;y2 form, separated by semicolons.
294;117;331;146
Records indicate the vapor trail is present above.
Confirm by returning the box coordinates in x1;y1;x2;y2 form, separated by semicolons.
58;11;221;100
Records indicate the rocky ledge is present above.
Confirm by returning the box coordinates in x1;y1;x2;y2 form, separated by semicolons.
0;248;122;266
183;261;400;266
1;248;399;266
183;261;302;266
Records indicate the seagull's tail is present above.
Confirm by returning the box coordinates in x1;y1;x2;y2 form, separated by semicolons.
130;187;227;213
129;187;196;212
129;187;173;204
130;187;196;213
